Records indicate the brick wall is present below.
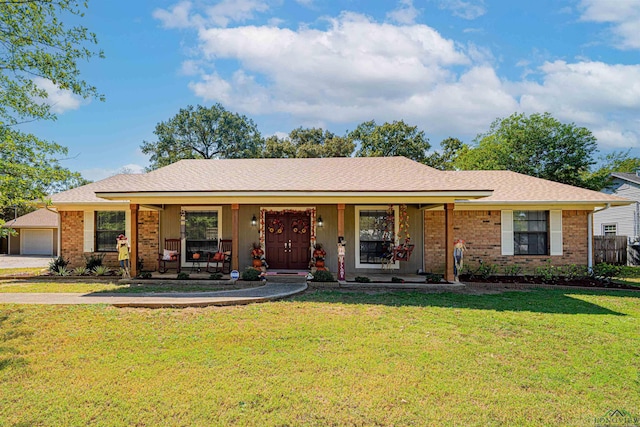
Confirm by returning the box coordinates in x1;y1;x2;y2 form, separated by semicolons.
138;211;159;271
424;209;590;274
60;210;159;270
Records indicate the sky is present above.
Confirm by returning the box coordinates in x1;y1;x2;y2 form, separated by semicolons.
21;0;640;181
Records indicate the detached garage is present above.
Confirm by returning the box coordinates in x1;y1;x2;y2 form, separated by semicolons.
2;209;59;256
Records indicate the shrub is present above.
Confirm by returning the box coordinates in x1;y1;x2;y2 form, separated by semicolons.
92;266;111;276
55;266;70;276
477;261;498;280
534;260;560;284
561;264;588;281
137;271;152;279
354;276;371;283
617;265;640;278
84;253;105;271
311;270;335;282
72;266;89;276
425;273;443;283
502;264;523;276
177;272;190;280
48;256;69;274
591;263;621;281
391;276;404;283
242;268;261;281
209;272;223;280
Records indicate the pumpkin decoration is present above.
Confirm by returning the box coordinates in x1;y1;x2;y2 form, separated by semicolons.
192;252;201;260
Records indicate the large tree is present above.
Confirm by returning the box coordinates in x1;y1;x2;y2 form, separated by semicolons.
350;120;431;163
425;137;465;170
455;112;598;187
0;0;102;232
263;127;354;158
582;150;640;191
141;104;264;170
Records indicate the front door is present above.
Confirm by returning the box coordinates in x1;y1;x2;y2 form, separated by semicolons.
265;211;311;270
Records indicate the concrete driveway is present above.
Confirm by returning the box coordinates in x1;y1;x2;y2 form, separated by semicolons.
0;254;52;269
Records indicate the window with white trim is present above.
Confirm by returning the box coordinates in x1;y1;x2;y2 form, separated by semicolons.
603;224;617;236
355;206;398;268
95;211;125;252
514;211;549;255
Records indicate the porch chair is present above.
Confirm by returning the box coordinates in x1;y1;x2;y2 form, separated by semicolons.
206;239;232;274
158;238;181;273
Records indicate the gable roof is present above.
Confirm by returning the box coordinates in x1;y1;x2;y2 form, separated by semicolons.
611;172;640;186
2;208;58;229
450;170;630;206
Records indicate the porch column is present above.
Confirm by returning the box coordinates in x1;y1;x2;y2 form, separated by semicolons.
444;203;454;283
232;204;239;271
337;204;345;237
130;203;139;278
337;204;346;282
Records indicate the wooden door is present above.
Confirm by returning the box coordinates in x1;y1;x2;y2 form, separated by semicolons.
264;212;311;270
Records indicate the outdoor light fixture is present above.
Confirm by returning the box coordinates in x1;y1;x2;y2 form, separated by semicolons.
251;214;257;227
317;215;324;228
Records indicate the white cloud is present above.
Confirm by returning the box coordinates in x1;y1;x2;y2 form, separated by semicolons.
33;78;83;114
579;0;640;49
387;0;420;25
154;0;272;29
153;1;195;29
515;60;640;148
437;0;486;20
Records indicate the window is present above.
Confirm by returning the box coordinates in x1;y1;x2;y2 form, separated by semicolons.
184;209;220;262
95;211;125;252
513;211;548;255
355;206;397;268
603;224;617;236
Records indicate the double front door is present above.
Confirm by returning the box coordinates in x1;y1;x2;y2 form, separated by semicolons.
265;212;311;270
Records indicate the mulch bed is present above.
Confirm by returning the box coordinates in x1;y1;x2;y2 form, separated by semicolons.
459;275;639;290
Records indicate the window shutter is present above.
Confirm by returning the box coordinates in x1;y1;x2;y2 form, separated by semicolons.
501;210;514;256
83;210;94;253
550;210;563;256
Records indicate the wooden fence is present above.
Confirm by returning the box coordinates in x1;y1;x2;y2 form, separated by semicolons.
594;235;627;265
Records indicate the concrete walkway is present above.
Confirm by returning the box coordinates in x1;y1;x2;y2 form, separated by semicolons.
0;254;51;268
0;282;308;308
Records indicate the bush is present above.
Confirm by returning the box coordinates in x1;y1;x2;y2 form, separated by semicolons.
55;266;70;276
354;276;371;283
84;253;105;271
137;271;152;279
534;260;560;284
311;270;335;282
425;273;443;283
48;256;69;274
502;264;523;276
591;263;621;280
177;272;190;280
72;267;89;276
242;268;261;281
209;272;223;280
391;276;404;283
617;265;640;278
92;266;111;276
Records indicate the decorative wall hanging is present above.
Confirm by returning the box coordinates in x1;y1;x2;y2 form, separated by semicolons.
268;218;284;234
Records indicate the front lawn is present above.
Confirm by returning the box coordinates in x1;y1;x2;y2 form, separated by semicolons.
1;289;638;426
0;280;241;294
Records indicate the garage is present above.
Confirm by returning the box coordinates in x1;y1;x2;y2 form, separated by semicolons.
21;229;54;255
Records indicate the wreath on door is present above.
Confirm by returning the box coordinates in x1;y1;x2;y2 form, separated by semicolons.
291;219;308;234
268;218;284;234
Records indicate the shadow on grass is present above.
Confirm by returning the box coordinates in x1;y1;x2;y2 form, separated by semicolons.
0;309;29;372
292;288;636;315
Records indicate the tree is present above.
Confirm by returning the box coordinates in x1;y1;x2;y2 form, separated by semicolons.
350;120;431;162
455;113;598;187
0;1;102;230
140;104;264;170
0;0;103;125
582;150;640;190
263;127;354;158
425;137;466;170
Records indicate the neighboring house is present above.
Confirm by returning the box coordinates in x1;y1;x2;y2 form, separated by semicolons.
46;157;631;281
593;171;640;241
1;208;59;256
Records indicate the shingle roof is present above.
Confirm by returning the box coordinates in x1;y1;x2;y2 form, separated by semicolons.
612;172;640;185
49;174;142;204
2;208;58;228
95;157;492;193
448;170;630;204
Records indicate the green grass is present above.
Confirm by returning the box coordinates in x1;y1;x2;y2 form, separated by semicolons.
1;289;639;426
0;267;45;277
0;280;244;294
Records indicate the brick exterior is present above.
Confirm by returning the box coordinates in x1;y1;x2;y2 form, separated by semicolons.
60;210;159;270
424;209;590;274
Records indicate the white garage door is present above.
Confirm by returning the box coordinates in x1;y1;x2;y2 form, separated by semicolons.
21;229;54;255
